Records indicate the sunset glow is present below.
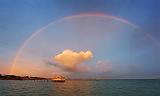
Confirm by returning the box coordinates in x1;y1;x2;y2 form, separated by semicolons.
0;1;159;79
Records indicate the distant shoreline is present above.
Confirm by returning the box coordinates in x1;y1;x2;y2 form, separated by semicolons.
0;74;49;80
0;74;159;80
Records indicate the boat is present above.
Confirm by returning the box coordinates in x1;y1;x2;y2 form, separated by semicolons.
52;75;65;82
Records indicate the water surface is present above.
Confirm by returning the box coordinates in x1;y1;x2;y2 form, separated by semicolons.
0;80;160;96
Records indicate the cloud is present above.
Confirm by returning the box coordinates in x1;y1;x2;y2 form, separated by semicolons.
95;60;111;73
53;49;93;70
45;49;111;75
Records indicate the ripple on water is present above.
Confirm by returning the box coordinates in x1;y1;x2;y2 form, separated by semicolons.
0;80;160;96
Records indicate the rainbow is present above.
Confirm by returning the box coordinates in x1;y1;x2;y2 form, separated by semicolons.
10;13;160;74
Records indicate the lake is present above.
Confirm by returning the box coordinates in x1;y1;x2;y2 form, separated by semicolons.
0;80;160;96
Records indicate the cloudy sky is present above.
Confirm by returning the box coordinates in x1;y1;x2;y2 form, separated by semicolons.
0;0;159;79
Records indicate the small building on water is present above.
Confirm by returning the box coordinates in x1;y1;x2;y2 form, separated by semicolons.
52;75;65;82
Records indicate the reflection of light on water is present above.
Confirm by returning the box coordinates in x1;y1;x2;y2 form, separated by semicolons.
1;80;160;95
51;80;92;96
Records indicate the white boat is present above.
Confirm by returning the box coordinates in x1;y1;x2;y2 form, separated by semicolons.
52;75;65;82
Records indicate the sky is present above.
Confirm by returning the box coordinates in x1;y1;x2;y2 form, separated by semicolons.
0;0;160;79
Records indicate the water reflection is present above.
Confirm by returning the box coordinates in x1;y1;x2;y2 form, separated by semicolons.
50;80;92;96
1;80;159;96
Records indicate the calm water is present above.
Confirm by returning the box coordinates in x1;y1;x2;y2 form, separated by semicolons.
0;80;160;96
